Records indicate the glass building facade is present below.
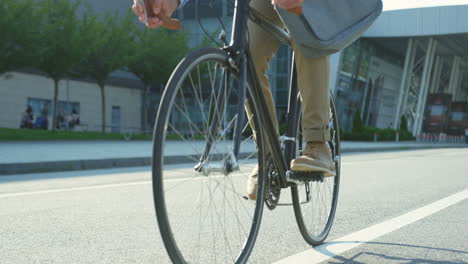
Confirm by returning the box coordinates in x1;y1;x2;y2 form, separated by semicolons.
69;0;468;135
335;39;405;131
175;2;294;126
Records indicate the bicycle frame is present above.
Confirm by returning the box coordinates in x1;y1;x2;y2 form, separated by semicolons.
224;0;299;188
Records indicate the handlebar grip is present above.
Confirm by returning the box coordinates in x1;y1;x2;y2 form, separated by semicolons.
287;6;303;15
141;0;182;30
160;17;182;30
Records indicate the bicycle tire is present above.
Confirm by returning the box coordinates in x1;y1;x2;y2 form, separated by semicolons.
152;48;266;264
291;95;341;246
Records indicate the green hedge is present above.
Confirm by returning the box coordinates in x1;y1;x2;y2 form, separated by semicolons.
341;126;415;141
0;128;152;141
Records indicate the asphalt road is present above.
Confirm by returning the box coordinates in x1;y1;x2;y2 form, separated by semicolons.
0;148;467;264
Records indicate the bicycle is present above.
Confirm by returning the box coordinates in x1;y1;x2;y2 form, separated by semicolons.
149;0;341;262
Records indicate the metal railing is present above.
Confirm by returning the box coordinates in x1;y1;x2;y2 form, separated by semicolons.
416;134;466;144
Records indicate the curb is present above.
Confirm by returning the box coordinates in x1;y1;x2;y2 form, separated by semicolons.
0;157;151;175
341;144;467;153
1;145;466;175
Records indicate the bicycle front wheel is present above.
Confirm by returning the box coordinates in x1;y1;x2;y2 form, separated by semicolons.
291;95;341;246
152;48;266;264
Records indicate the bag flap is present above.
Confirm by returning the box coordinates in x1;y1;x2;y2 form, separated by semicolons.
300;0;382;41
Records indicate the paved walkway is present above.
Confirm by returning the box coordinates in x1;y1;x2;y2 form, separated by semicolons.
0;140;466;175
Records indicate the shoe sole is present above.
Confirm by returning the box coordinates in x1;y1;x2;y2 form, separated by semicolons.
290;163;336;177
246;176;258;201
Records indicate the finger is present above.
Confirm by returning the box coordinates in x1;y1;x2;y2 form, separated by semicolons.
152;0;162;14
146;17;163;28
132;4;139;15
279;0;301;9
284;0;295;8
161;18;182;30
132;1;143;14
136;2;144;14
287;6;302;15
147;21;163;28
278;1;296;9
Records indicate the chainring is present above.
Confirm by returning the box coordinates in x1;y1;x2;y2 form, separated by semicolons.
264;155;281;210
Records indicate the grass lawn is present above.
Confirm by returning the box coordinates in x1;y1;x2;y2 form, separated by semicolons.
0;127;152;141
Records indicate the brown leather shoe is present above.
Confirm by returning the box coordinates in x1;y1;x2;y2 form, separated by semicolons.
290;142;336;176
246;165;258;200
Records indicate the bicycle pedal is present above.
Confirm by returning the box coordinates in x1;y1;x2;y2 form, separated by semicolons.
290;171;324;182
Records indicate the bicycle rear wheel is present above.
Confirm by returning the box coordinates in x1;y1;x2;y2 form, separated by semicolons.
291;95;341;246
152;48;266;264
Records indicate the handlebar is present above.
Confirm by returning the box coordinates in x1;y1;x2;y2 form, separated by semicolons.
137;0;302;31
287;6;302;15
138;0;182;30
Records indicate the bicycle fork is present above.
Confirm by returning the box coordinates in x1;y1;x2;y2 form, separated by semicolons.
194;55;247;176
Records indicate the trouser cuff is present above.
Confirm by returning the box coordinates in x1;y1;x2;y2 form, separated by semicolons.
303;128;331;142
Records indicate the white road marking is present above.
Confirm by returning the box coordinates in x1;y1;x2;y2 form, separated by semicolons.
273;188;468;264
0;181;151;198
0;150;464;198
0;170;254;198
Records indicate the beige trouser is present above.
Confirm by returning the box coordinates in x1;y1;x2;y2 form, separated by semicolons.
246;0;331;142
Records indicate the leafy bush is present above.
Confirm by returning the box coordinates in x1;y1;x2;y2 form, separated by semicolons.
400;115;409;132
243;119;416;142
342;126;415;141
279;122;288;135
352;110;365;133
0;127;152;141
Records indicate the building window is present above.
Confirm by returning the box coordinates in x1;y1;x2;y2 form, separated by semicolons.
183;0;223;19
27;98;51;119
271;44;292;120
26;98;52;129
112;106;121;133
57;101;80;116
57;101;81;130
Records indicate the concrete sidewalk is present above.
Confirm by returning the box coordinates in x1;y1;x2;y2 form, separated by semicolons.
1;140;466;175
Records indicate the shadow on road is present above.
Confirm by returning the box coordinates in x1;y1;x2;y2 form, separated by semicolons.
318;241;468;264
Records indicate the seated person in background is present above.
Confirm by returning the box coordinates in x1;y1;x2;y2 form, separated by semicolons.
56;109;66;130
20;106;34;129
34;109;49;130
68;109;80;129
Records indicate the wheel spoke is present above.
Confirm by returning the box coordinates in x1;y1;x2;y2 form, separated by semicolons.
293;97;340;245
154;52;264;263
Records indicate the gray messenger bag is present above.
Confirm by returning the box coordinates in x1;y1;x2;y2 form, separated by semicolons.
275;0;383;58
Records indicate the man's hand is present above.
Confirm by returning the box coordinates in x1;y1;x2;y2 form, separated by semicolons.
272;0;303;11
132;0;179;29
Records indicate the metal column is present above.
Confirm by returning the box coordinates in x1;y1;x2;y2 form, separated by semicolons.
430;56;442;93
448;56;461;96
360;77;370;116
393;38;414;129
451;63;460;96
400;42;419;128
454;70;463;99
413;38;437;135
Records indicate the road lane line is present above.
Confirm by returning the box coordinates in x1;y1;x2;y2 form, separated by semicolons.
0;171;251;198
0;153;463;198
273;188;468;264
0;181;151;198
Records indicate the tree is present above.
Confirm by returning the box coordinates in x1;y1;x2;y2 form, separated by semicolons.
35;0;93;131
0;0;39;75
400;115;409;132
127;26;189;132
352;109;365;133
76;11;134;133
